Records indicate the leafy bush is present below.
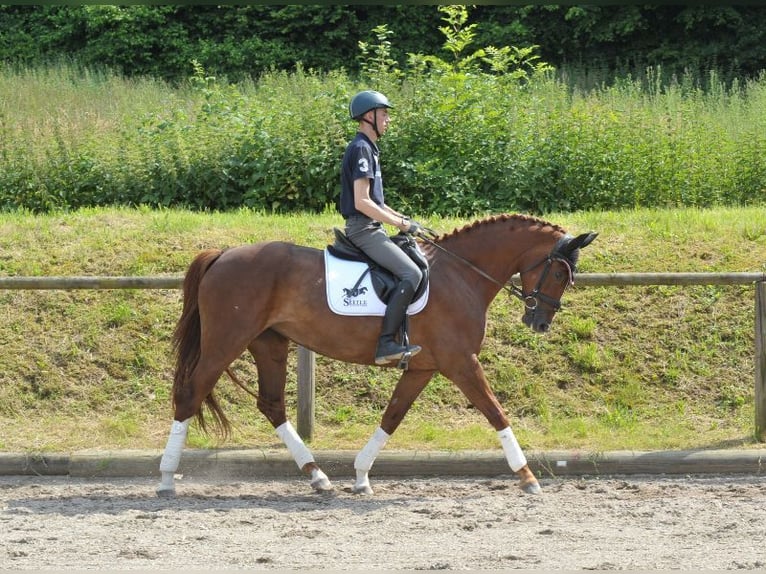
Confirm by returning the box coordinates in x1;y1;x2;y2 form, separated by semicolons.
1;7;765;215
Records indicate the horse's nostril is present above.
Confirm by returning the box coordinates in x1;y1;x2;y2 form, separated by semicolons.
538;323;550;333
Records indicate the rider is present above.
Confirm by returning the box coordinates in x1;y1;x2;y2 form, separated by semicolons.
339;90;424;365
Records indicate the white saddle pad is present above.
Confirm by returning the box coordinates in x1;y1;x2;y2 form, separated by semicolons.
324;250;429;317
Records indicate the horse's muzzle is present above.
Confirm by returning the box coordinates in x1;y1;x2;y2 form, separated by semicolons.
522;309;551;333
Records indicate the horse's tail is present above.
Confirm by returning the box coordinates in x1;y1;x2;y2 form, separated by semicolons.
172;248;231;438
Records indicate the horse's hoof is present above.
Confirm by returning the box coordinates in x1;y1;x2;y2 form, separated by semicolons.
309;468;333;492
520;480;542;495
311;476;334;492
352;483;374;495
156;486;176;498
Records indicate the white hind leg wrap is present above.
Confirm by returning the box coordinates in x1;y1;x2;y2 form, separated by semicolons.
160;418;190;473
498;426;527;472
158;418;190;493
276;421;315;469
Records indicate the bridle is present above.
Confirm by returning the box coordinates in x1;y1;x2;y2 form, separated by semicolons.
417;233;576;312
508;249;575;312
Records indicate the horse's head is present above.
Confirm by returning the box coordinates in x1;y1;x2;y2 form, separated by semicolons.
515;232;598;333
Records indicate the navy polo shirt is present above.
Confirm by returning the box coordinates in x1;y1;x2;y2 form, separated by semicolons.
339;132;384;218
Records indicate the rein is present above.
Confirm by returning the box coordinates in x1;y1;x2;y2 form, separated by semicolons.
417;232;574;311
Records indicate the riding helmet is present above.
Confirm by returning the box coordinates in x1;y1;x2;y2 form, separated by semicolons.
349;90;393;120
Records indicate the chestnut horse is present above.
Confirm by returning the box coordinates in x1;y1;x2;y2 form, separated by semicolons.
157;214;597;497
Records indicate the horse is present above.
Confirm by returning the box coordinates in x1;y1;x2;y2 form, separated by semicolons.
156;213;597;497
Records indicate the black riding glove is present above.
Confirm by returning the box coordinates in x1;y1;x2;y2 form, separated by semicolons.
403;218;437;239
405;218;425;236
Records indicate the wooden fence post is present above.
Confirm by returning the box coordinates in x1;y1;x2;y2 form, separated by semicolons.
297;346;315;441
755;282;766;442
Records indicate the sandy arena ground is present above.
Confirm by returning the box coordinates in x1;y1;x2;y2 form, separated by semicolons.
1;473;765;571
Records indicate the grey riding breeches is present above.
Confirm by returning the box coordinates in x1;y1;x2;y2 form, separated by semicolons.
345;215;423;290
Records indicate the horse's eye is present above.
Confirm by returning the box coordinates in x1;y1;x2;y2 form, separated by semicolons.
554;268;570;285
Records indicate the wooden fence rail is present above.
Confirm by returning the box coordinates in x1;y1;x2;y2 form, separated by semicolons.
1;271;764;290
1;272;765;442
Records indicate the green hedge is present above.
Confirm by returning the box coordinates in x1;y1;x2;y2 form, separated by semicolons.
2;62;765;215
3;6;764;215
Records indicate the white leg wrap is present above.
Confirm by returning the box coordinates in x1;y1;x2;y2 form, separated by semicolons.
353;427;390;494
159;418;190;473
157;418;190;495
276;421;315;470
498;426;527;472
354;426;390;472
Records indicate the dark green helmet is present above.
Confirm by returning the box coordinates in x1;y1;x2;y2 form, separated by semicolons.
349;90;393;120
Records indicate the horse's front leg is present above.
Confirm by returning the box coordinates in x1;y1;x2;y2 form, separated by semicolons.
353;369;435;494
498;426;541;495
250;331;333;493
446;353;541;495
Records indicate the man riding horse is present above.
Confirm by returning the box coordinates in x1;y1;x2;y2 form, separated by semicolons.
339;90;426;366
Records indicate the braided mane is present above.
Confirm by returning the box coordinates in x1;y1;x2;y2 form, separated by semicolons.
437;213;567;242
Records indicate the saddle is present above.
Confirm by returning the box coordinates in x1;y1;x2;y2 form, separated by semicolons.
327;228;430;304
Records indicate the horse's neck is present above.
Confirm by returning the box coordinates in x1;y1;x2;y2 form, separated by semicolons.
435;222;538;288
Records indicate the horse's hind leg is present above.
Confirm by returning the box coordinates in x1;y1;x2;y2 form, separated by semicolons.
157;418;191;497
249;330;332;492
156;357;231;497
353;368;435;495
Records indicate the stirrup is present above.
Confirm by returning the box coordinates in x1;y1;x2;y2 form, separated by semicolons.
397;350;414;370
374;344;421;367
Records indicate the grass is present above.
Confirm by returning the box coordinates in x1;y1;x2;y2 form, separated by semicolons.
0;206;764;455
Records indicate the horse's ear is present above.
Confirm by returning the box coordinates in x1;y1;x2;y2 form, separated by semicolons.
572;232;598;249
563;232;598;255
577;232;598;249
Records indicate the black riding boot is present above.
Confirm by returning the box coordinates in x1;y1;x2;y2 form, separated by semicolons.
375;280;421;365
